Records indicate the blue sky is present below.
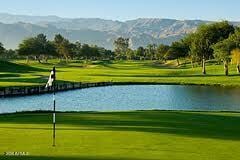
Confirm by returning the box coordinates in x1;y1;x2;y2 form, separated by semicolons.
0;0;239;21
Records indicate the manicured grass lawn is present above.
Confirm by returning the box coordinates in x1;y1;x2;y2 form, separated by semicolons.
1;60;240;87
0;111;240;160
1;60;240;159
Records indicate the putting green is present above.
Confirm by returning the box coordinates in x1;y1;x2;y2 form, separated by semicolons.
0;111;240;160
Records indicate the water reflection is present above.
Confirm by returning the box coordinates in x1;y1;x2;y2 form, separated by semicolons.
0;85;240;113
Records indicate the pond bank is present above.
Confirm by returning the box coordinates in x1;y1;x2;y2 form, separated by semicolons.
0;81;236;98
0;82;113;98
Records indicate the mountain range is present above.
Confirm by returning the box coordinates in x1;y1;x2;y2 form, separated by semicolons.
0;13;239;49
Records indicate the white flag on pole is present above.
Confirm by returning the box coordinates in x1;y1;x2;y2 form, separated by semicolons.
45;67;57;146
46;70;55;88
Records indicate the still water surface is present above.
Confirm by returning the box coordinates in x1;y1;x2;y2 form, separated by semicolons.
0;85;240;113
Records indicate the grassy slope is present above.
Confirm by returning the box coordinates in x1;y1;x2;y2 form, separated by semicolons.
1;111;240;160
0;60;240;87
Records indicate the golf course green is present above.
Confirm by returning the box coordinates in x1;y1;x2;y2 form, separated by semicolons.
1;59;240;87
1;111;240;160
1;60;240;160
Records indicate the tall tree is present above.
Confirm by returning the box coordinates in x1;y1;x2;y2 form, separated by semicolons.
114;37;129;60
156;44;170;61
136;46;146;60
90;45;101;60
190;21;235;74
81;44;92;60
213;28;240;75
18;34;55;63
146;44;157;60
212;39;235;76
35;34;56;62
73;41;82;59
165;41;188;66
126;48;135;60
54;34;73;62
181;33;197;68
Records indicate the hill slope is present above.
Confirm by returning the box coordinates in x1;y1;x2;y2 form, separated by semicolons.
0;13;238;49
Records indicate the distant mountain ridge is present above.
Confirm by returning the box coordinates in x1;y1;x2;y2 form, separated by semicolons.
0;13;239;49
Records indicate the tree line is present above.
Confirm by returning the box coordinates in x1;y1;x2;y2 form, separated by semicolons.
0;21;240;75
0;34;113;63
113;21;240;75
18;34;114;63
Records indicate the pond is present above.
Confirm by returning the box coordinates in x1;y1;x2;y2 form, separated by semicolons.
0;85;240;113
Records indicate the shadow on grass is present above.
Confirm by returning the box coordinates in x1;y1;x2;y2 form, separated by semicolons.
142;62;178;69
1;111;240;141
97;62;117;69
0;61;48;73
0;77;46;84
0;77;72;86
0;73;20;78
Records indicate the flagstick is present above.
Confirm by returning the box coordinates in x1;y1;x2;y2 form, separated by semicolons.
53;67;56;147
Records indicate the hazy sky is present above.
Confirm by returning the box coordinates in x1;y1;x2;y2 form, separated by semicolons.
0;0;239;21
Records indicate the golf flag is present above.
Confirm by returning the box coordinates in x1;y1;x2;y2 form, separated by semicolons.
45;67;57;147
46;67;56;88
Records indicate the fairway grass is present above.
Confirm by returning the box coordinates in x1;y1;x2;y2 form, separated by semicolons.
0;111;240;160
1;60;240;87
